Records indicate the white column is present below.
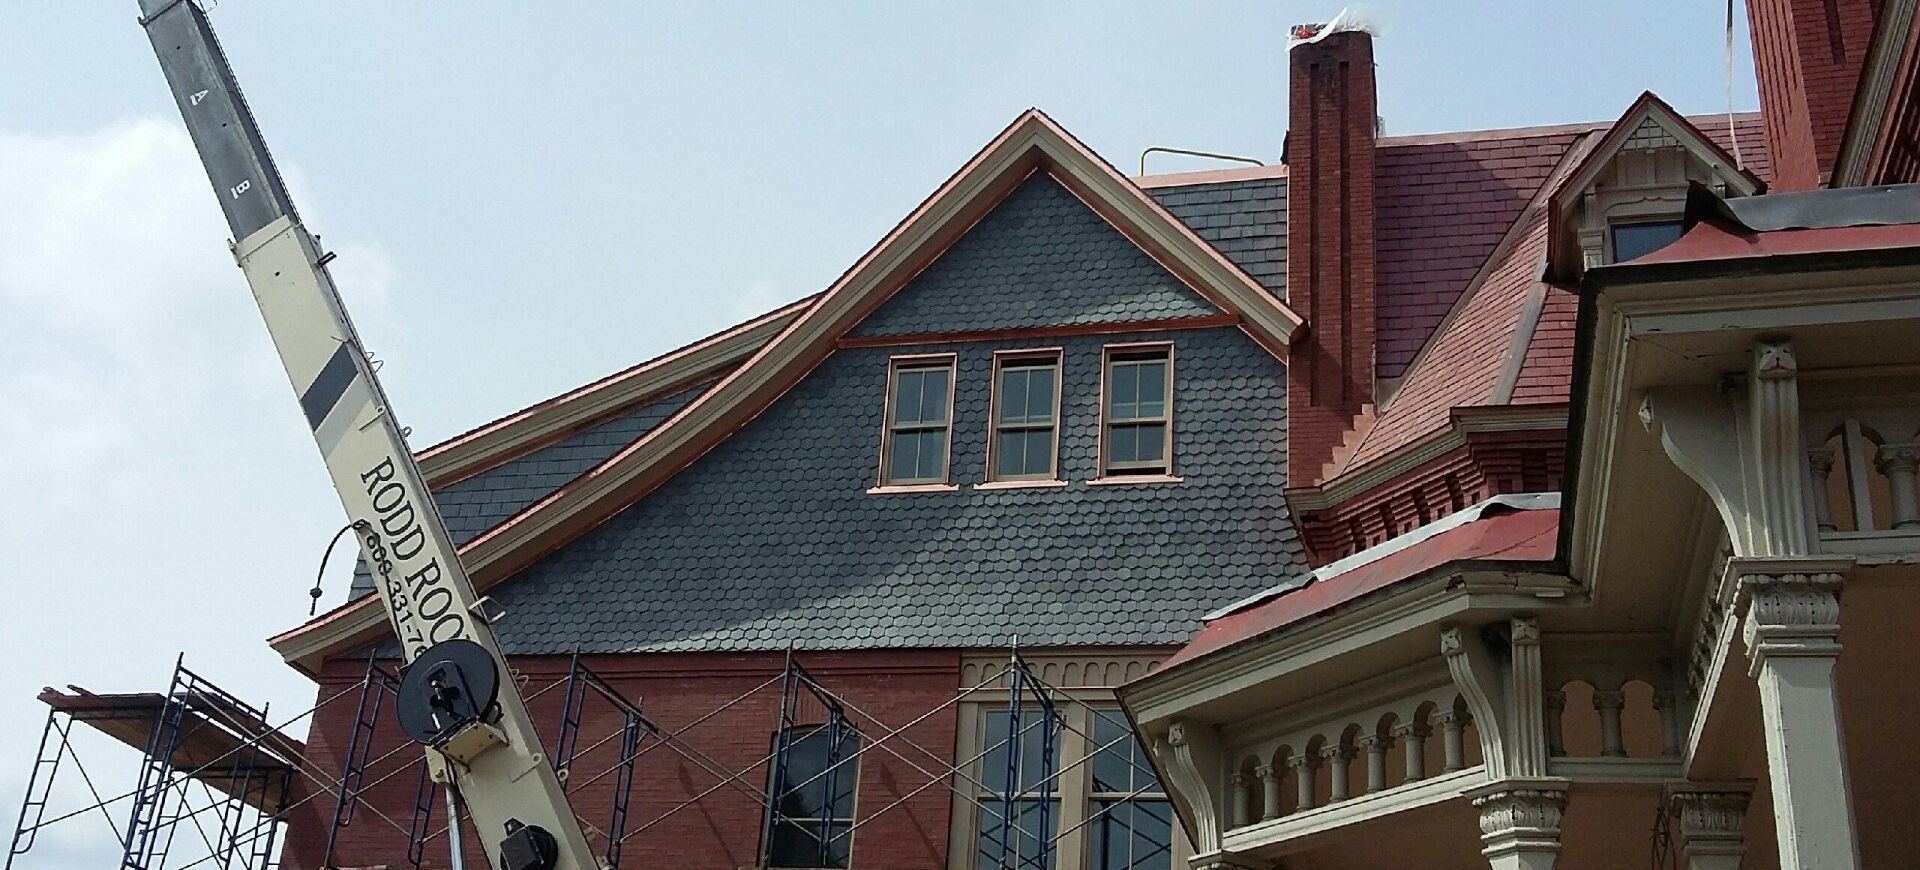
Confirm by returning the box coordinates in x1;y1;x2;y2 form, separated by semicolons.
1542;691;1566;757
1652;690;1683;757
1738;566;1861;870
1393;723;1430;782
1358;734;1391;793
1665;784;1752;870
1467;780;1567;870
1227;772;1251;829
1807;447;1838;532
1254;765;1281;822
1876;444;1920;529
1436;710;1469;772
1591;689;1626;757
1321;745;1355;803
1287;754;1315;813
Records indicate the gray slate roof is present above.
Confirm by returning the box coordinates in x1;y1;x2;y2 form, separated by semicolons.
1148;178;1288;296
350;383;707;597
485;326;1308;654
849;174;1223;337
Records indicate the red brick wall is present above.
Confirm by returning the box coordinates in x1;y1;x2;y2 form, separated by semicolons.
1749;0;1878;189
1286;30;1379;488
280;649;962;870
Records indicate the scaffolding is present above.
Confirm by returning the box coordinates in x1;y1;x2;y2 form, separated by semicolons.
8;659;302;870
9;648;1172;870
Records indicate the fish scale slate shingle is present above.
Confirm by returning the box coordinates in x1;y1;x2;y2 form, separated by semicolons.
349;383;708;597
485;327;1307;654
847;173;1223;337
1147;178;1288;297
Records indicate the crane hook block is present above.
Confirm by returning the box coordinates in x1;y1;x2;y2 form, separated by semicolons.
500;818;560;870
396;638;501;746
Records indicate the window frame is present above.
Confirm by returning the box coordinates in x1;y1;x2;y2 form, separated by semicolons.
1096;342;1176;481
1085;711;1174;870
985;349;1065;485
764;723;862;870
950;699;1186;870
876;353;959;489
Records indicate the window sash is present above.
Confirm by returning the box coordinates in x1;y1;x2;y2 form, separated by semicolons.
990;356;1061;481
768;725;859;869
883;360;954;485
1102;350;1171;475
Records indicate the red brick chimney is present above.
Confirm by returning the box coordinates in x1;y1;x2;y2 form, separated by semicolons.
1285;26;1377;488
1747;0;1878;189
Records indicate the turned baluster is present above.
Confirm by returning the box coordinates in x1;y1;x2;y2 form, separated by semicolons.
1543;689;1566;757
1877;444;1920;530
1358;734;1391;793
1288;754;1316;812
1393;722;1430;782
1256;764;1282;822
1322;745;1356;803
1808;447;1838;532
1436;711;1469;772
1593;689;1627;757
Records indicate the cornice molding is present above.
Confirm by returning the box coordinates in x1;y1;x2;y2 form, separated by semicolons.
1286;405;1569;513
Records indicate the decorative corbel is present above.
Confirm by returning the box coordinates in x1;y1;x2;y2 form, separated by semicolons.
1441;624;1509;779
1153;719;1228;854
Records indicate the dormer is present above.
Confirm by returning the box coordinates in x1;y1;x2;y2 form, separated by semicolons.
1548;93;1763;279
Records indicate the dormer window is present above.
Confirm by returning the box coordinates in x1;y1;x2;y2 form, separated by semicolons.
1609;220;1685;263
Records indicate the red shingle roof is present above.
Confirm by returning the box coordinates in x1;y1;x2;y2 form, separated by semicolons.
1161;508;1560;669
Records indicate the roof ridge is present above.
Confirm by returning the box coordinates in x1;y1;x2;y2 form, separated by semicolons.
1374;110;1761;149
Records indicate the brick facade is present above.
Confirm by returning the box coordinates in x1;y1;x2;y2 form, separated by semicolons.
281;650;962;870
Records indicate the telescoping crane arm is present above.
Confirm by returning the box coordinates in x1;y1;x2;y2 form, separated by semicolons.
135;3;599;868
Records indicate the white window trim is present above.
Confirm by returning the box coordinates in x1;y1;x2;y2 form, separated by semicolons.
1096;342;1176;481
876;352;958;489
986;348;1065;484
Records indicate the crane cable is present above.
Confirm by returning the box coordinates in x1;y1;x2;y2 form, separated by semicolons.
309;521;359;615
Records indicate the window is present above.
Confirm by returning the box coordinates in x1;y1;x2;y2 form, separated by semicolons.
1609;220;1685;263
1100;347;1172;477
976;710;1061;870
963;705;1179;870
767;725;859;868
1089;714;1172;870
881;357;955;486
990;353;1062;482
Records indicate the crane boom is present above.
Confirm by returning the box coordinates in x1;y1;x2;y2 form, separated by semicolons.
134;2;599;868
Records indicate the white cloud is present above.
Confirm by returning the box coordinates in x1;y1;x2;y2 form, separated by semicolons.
0;120;393;866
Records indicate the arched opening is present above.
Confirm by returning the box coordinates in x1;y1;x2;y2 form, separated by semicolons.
1558;680;1603;757
1620;680;1665;758
1270;744;1297;816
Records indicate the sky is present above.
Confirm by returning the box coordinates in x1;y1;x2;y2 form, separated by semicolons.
0;1;1759;865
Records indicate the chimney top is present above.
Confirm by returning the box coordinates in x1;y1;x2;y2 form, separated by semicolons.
1288;7;1376;50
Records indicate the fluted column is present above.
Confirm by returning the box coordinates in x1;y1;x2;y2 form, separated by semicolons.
1358;734;1391;793
1807;447;1838;532
1287;754;1316;813
1467;780;1568;870
1876;444;1920;529
1436;710;1469;772
1652;690;1683;757
1321;745;1355;803
1394;722;1429;782
1665;784;1753;870
1228;773;1251;829
1255;764;1281;822
1542;691;1566;757
1591;689;1626;757
1736;562;1860;870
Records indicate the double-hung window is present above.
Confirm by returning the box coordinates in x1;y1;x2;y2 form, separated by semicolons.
881;356;956;486
767;725;860;868
1100;346;1172;477
975;710;1061;870
989;352;1062;482
1088;713;1173;870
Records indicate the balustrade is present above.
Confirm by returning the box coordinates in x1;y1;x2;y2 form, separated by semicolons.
1221;693;1479;833
1805;410;1920;539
